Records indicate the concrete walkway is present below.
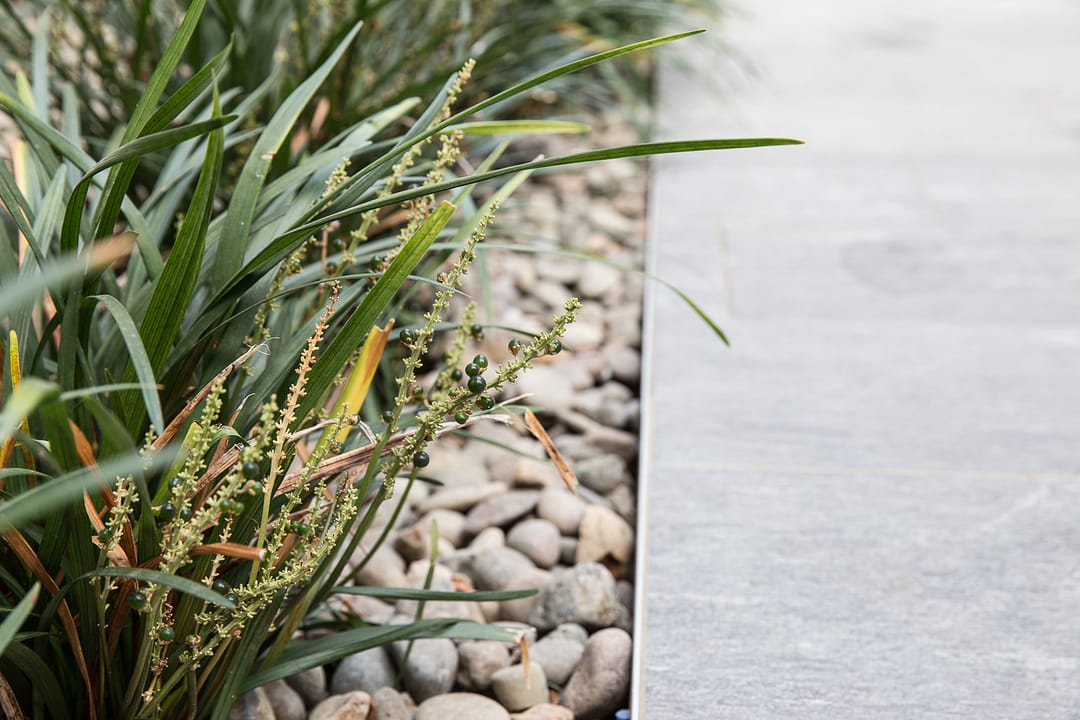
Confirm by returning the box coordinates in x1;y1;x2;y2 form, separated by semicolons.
637;2;1080;717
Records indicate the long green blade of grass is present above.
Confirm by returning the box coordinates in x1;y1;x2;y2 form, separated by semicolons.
329;586;536;602
92;0;209;240
123;88;224;434
0;448;174;531
59;116;235;254
0;582;39;657
212;20;363;291
79;568;235;609
90;295;165;434
229;138;801;293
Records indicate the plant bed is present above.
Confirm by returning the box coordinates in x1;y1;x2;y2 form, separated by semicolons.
283;110;650;720
0;4;795;718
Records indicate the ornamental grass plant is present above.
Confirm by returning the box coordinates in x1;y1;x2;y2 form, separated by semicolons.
0;3;797;718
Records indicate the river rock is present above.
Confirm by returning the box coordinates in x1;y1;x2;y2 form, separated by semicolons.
510;704;575;720
370;687;411;720
229;688;273;720
352;545;408;588
536;489;585;536
464;490;541;537
469;525;506;550
261;680;305;720
576;504;634;569
529;563;620;631
417;482;508;513
491;662;549;712
392;637;458;702
330;646;396;696
575;454;628;494
309;692;371;720
561;628;632;720
284;666;327;707
415;693;510;720
507;518;561;569
577;262;621;300
457;640;512;691
530;623;588;685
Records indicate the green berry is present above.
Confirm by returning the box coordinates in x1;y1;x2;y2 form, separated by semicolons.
369;255;384;271
549;338;563;355
381;410;394;423
157;502;177;522
248;481;265;495
294;522;311;535
158;626;175;642
96;528;113;543
241;461;261;480
412;451;430;468
508;338;522;355
168;477;181;490
470;324;483;336
467;375;487;394
212;580;230;594
412;386;425;400
464;362;481;377
450;368;463;381
454;411;469;425
472;354;489;369
128;591;148;611
224;592;239;605
179;507;193;521
476;395;496;411
232;500;245;514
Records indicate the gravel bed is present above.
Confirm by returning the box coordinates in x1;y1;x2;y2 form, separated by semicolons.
234;111;646;720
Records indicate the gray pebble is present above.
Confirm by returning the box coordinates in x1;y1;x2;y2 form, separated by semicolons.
603;344;641;385
561;628;632;720
576;262;621;300
309;691;372;720
392;637;458;702
449;546;537;591
576;504;634;570
491;662;549;712
464;490;541;537
415;692;510;720
351;545;407;589
561;320;604;352
229;688;274;720
528;563;621;631
507;518;561;569
536;489;585;536
417;483;508;513
261;680;305;720
575;454;628;494
469;526;506;550
457;640;511;691
606;484;636;526
415;508;467;547
530;624;587;686
330;646;396;696
284;666;327;708
371;687;411;720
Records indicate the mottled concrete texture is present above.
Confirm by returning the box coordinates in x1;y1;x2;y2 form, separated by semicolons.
637;1;1080;717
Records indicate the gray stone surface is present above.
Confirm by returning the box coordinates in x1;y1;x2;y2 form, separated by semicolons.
640;1;1080;718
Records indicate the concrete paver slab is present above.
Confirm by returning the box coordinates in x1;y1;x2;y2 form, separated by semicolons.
637;1;1080;716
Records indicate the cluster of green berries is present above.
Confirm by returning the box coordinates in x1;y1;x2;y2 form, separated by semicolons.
283;520;313;535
